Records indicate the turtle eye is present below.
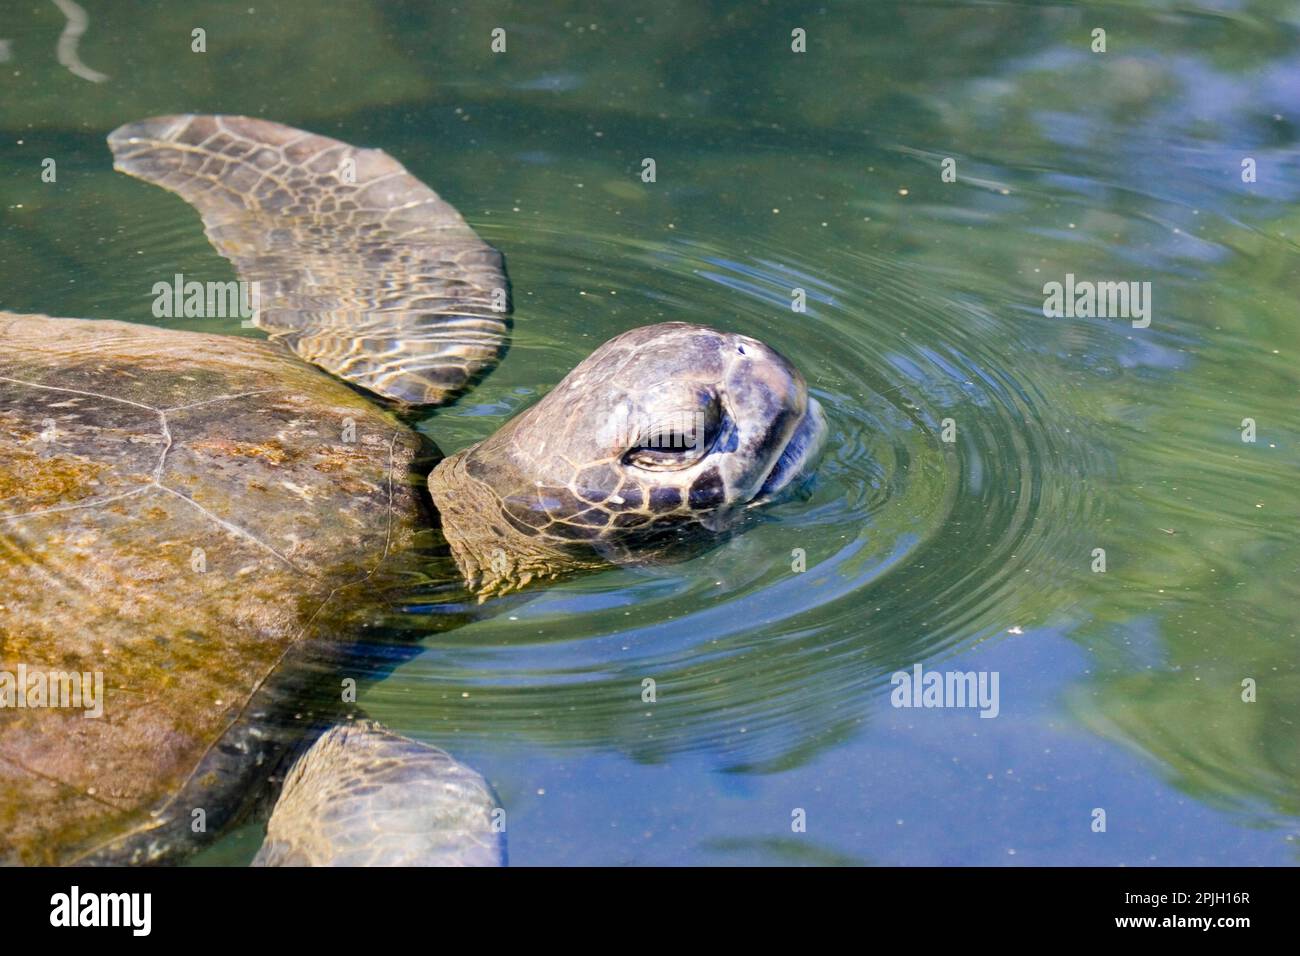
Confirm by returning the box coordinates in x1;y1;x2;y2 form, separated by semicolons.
625;430;701;469
623;394;721;471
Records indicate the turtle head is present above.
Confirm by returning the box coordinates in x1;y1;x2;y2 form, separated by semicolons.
429;323;826;599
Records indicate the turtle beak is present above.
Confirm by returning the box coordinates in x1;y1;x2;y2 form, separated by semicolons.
749;396;827;506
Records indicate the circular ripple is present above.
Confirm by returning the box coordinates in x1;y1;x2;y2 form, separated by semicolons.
362;216;1113;770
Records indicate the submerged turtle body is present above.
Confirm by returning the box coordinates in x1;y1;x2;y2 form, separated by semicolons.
0;114;516;864
0;313;431;863
0;115;825;867
253;720;505;867
107;114;511;406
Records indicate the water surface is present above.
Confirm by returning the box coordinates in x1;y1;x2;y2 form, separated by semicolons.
1;0;1296;865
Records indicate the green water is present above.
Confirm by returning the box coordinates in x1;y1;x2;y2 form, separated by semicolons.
2;1;1297;865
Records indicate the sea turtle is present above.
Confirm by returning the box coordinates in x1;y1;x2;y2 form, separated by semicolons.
0;115;826;866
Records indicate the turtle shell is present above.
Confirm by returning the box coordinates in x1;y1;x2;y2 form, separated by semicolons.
0;312;424;864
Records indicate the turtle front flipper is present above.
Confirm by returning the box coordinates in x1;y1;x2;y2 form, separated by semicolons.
253;721;505;867
108;115;511;406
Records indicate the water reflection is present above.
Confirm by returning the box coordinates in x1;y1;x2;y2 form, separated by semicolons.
2;0;1297;864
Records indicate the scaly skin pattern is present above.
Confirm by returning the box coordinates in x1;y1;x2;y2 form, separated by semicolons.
0;116;827;865
109;114;512;406
0;313;424;864
430;322;823;599
252;721;504;867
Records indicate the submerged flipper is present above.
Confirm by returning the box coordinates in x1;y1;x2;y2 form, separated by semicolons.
109;114;510;406
253;721;505;867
